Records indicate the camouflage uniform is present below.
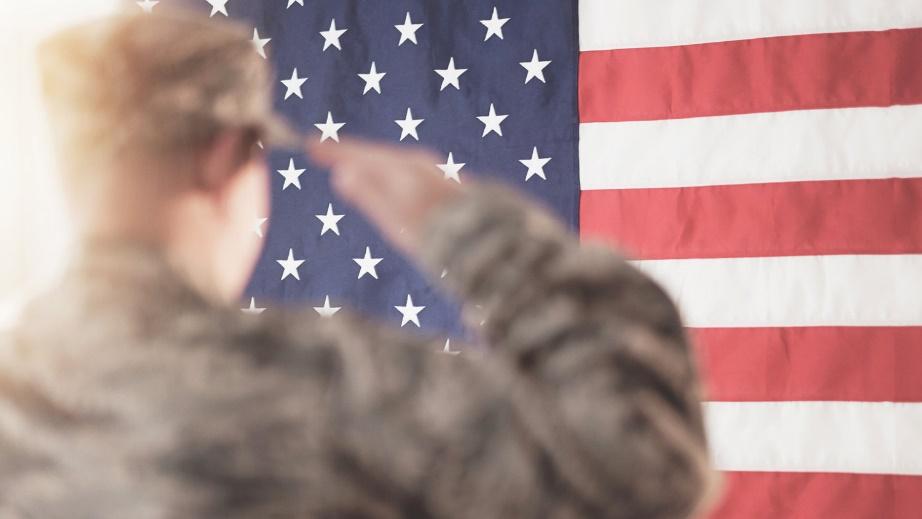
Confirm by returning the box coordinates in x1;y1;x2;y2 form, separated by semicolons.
0;185;713;518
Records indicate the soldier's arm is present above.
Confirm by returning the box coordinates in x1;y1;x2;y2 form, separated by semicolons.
308;142;714;517
305;185;712;518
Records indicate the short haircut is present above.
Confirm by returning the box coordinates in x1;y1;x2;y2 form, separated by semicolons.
38;8;274;179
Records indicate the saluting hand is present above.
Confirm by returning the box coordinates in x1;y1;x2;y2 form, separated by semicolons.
308;139;464;255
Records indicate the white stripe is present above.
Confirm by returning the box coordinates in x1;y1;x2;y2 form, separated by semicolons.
579;105;922;190
579;0;922;51
632;255;922;328
705;401;922;475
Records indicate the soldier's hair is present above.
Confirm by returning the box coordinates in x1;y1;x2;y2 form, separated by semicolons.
37;8;268;185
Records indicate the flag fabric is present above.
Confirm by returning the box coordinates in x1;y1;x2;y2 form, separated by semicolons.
578;1;922;518
181;0;579;343
146;1;922;516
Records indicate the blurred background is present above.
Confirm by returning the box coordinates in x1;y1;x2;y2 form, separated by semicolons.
0;1;118;327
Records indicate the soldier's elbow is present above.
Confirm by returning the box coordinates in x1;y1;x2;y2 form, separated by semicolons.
616;420;715;518
650;443;717;519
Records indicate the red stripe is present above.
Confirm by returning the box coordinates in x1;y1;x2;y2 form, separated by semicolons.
580;178;922;260
579;28;922;123
692;327;922;402
709;472;922;519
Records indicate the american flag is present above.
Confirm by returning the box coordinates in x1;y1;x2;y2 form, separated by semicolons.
144;1;922;517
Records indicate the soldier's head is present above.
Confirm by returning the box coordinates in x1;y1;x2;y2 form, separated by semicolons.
37;9;299;301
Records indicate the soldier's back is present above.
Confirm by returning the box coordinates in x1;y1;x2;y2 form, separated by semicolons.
0;193;713;518
0;244;364;517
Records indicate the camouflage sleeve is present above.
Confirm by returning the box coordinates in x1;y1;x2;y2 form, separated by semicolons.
316;184;714;518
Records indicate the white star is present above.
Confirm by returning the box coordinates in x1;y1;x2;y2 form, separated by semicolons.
136;0;158;13
443;338;460;355
287;0;304;7
437;152;465;183
394;11;423;46
253;217;268;238
358;61;386;95
241;297;266;315
434;57;467;91
395;108;424;141
251;28;271;59
395;295;425;327
477;103;508;137
277;158;306;190
315;203;344;236
480;7;509;41
519;146;551;181
320;19;347;51
520;49;551;84
281;68;308;100
276;249;306;281
314;111;345;142
353;246;383;279
313;296;342;317
206;0;229;17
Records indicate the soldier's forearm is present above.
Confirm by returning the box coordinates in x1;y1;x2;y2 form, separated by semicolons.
421;184;713;516
421;184;683;360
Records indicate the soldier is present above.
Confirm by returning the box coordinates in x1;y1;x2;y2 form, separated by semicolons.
0;9;713;518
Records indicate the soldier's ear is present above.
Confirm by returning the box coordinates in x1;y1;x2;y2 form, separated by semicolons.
197;128;259;193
